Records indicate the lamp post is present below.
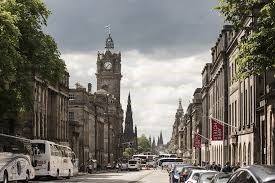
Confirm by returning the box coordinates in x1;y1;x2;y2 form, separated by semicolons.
105;93;110;164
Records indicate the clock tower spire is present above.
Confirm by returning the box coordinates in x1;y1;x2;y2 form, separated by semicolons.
96;30;122;101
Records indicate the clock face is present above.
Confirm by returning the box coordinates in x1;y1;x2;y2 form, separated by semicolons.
104;61;112;70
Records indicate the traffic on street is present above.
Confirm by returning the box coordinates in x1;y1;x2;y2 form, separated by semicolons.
2;0;275;182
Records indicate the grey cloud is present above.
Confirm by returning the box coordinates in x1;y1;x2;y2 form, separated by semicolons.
44;0;222;58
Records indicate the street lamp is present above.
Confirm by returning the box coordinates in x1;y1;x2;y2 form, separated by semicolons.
104;93;111;164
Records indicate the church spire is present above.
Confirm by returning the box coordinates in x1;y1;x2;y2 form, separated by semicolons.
124;92;134;143
159;131;163;145
128;92;131;105
177;98;183;112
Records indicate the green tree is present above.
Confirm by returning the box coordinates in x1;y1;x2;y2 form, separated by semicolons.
217;0;275;78
123;147;136;158
0;0;66;120
137;134;151;153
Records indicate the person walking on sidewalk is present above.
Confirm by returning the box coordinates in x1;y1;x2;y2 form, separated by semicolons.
222;162;232;173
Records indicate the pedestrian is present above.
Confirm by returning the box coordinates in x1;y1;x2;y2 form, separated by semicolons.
243;162;247;167
222;162;232;173
205;161;210;170
116;162;121;172
233;162;240;172
216;164;222;172
210;162;217;170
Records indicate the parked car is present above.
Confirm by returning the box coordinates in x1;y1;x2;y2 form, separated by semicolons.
178;166;205;183
185;170;215;183
210;172;232;183
227;165;275;183
169;164;188;183
197;171;218;183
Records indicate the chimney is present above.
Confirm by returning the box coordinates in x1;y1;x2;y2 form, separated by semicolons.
88;83;92;93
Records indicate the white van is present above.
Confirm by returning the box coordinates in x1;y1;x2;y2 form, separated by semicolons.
0;133;35;183
128;159;141;171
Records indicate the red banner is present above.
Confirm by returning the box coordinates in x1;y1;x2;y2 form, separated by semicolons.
193;133;201;148
211;118;224;141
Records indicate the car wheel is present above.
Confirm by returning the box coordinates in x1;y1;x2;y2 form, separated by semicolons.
56;169;60;180
3;171;8;183
66;170;71;179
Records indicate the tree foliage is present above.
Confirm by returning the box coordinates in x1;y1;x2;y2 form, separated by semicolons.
137;134;151;153
217;0;275;78
123;147;136;158
0;0;66;118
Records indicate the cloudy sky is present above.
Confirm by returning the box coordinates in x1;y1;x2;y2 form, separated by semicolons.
44;0;223;143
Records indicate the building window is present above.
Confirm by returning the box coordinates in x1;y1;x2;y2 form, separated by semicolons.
69;94;75;100
243;143;246;165
248;142;251;165
69;112;74;121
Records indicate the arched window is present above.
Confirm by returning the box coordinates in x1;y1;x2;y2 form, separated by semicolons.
248;142;251;165
243;143;246;165
239;143;242;164
217;146;220;164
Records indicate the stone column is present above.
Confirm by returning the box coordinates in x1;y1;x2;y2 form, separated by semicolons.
33;112;37;138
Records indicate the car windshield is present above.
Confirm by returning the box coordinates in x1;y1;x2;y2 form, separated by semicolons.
217;174;231;183
32;143;45;154
129;161;137;164
182;166;205;174
175;165;185;172
200;172;217;183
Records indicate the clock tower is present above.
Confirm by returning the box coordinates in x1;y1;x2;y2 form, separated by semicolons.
96;34;122;101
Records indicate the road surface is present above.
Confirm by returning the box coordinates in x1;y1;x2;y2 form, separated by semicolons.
30;169;169;183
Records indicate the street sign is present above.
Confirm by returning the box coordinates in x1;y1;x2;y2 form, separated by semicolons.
193;133;201;148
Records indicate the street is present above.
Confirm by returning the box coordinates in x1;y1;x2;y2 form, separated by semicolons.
30;169;169;183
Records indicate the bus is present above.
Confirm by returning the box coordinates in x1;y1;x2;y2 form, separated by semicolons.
31;140;76;179
157;157;183;167
158;153;177;158
132;155;147;165
0;133;35;183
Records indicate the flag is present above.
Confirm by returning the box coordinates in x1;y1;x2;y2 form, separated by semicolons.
193;133;201;148
211;118;224;141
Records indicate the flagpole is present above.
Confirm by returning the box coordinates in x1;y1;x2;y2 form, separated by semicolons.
192;131;211;142
209;116;238;129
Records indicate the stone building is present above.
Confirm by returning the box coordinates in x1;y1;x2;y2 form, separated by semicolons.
17;73;70;146
226;20;257;166
209;25;232;166
201;63;212;163
168;100;183;154
185;103;193;161
96;33;124;163
257;70;275;165
226;16;275;166
191;88;202;165
69;33;124;168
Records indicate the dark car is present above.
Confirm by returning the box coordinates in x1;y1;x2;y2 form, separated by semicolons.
169;164;188;183
210;172;232;183
227;165;275;183
178;166;205;183
198;171;219;183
